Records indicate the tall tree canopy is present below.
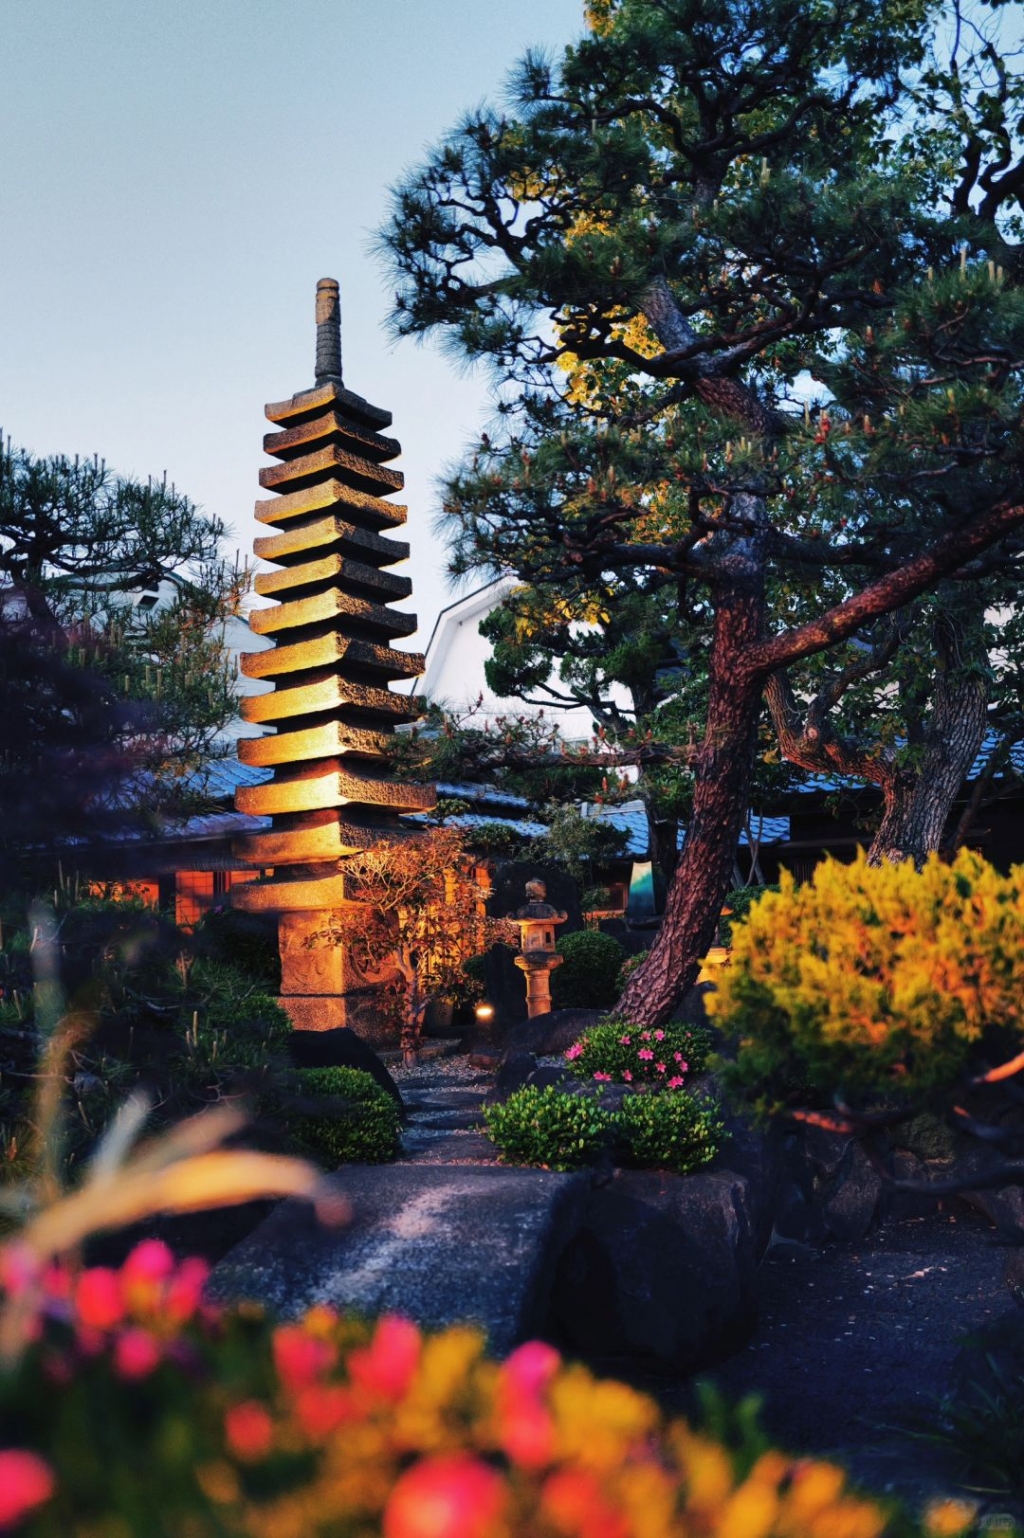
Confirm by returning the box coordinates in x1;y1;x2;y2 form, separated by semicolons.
381;0;1024;1024
0;441;245;878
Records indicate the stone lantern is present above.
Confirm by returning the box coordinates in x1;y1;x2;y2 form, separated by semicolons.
513;879;567;1018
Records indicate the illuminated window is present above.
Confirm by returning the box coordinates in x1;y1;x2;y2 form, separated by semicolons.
175;871;215;928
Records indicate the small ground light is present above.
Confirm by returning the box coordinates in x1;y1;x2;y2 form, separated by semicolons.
474;1001;495;1026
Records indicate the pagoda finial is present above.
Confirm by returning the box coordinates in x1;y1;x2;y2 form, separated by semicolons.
315;277;342;384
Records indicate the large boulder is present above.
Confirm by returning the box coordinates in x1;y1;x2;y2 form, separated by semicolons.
289;1027;405;1116
549;1168;758;1375
209;1163;588;1356
710;1110;786;1258
504;1008;605;1058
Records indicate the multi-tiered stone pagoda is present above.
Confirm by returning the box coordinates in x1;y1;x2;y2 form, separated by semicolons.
232;278;435;1036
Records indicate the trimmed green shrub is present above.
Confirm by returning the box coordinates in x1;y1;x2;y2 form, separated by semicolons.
483;1085;614;1170
295;1067;402;1164
615;949;647;994
565;1017;712;1087
551;929;626;1009
617;1091;725;1175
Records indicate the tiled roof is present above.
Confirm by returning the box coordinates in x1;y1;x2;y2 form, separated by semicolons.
784;729;1024;796
583;803;790;857
434;780;534;811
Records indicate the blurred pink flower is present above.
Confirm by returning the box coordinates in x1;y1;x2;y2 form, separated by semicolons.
273;1324;338;1392
75;1268;125;1332
593;1071;612;1082
656;1063;667;1073
115;1328;161;1381
0;1244;40;1299
225;1400;274;1462
667;1076;685;1089
622;1070;633;1082
654;1029;666;1041
294;1383;355;1440
564;1042;584;1061
640;1031;651;1041
384;1454;507;1538
121;1240;175;1314
618;1035;631;1045
348;1315;421;1401
165;1257;210;1324
0;1449;54;1529
503;1340;560;1396
637;1048;654;1061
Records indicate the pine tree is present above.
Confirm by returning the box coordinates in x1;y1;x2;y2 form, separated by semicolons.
0;440;246;880
381;0;1024;1024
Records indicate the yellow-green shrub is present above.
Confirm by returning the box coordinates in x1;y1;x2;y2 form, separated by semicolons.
708;850;1024;1113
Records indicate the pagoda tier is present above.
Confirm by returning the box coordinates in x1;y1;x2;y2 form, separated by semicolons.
233;278;434;1036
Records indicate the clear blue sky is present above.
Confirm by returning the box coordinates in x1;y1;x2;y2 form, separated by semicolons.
0;0;584;640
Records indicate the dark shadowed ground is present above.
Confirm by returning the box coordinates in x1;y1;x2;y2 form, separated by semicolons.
658;1212;1023;1526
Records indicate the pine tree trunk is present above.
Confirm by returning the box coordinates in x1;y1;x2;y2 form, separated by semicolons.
867;662;988;866
616;579;764;1026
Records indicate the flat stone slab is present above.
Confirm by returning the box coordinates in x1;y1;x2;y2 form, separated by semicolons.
209;1163;587;1355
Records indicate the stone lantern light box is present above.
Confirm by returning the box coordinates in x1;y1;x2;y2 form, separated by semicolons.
513;879;567;1019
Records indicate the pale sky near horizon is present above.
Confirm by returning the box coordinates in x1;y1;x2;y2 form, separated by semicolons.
0;0;585;645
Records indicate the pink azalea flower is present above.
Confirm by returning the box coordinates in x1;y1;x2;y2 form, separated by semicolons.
564;1043;584;1061
121;1239;175;1314
667;1076;685;1089
640;1031;651;1041
273;1325;338;1393
638;1048;654;1061
349;1315;421;1402
593;1071;611;1082
654;1029;666;1041
677;1060;689;1073
115;1328;162;1380
622;1070;632;1081
656;1062;667;1073
618;1035;631;1046
384;1454;507;1538
0;1450;54;1529
75;1268;125;1332
165;1257;211;1325
673;1051;684;1063
225;1400;274;1462
502;1341;560;1400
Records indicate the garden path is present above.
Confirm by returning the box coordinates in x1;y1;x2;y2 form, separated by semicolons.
395;1058;1023;1521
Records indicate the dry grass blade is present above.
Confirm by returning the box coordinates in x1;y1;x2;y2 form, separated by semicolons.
19;1149;327;1263
86;1088;153;1180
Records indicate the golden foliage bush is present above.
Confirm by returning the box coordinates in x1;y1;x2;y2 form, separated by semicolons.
707;850;1024;1113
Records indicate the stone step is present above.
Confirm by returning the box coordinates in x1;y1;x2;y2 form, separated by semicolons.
404;1109;485;1133
209;1163;587;1356
399;1130;498;1166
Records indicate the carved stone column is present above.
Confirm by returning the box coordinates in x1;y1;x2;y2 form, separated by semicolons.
232;279;434;1037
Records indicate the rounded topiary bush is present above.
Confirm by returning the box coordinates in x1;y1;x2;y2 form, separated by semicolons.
617;1091;725;1175
551;929;626;1009
483;1085;614;1170
708;849;1024;1114
296;1067;402;1164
